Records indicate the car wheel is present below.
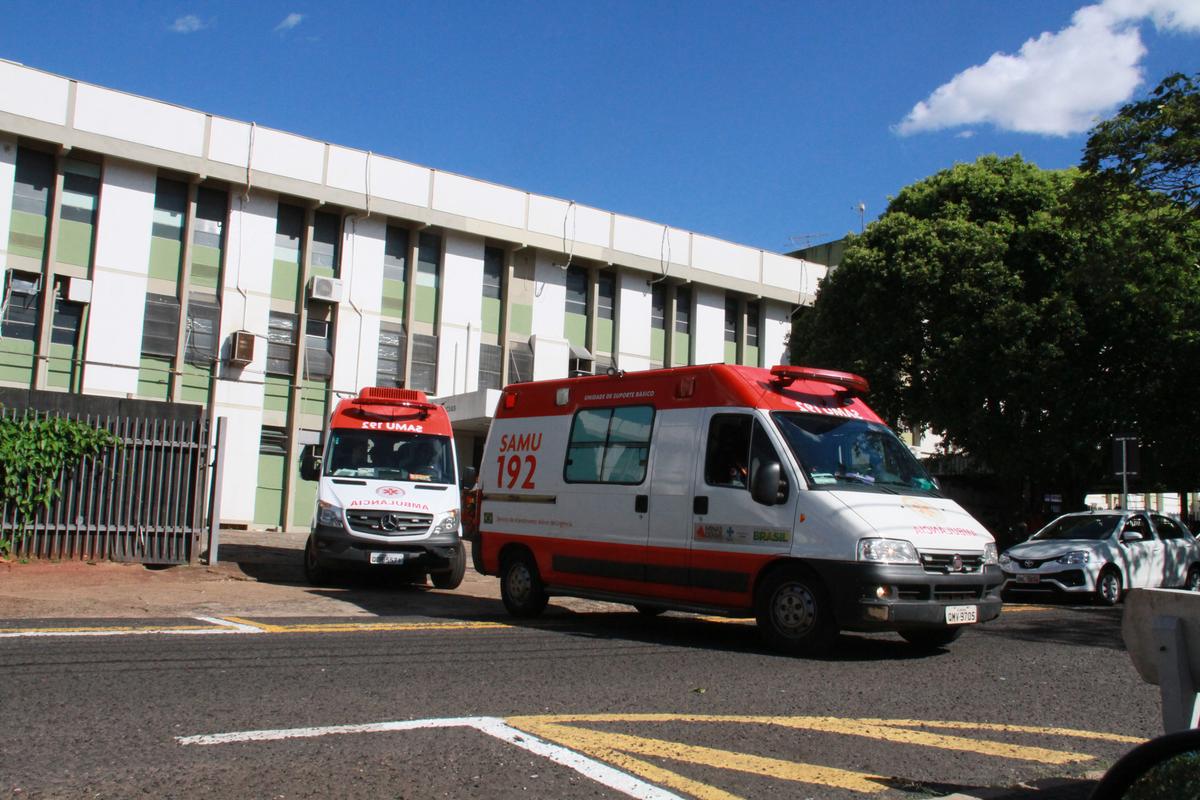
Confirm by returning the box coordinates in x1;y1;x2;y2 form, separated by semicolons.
1186;566;1200;593
754;566;837;656
1096;567;1123;606
469;536;486;575
500;550;548;618
633;604;665;616
303;534;330;586
431;545;466;590
900;627;965;650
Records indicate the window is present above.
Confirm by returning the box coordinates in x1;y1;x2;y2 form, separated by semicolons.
565;266;588;316
651;284;665;330
259;426;288;456
311;212;339;275
564;405;654;484
507;339;534;383
483;247;503;300
376;321;407;387
1;271;40;341
1153;514;1192;541
151;177;187;242
410;332;438;393
724;298;738;343
746;301;760;347
303;306;333;381
275;204;304;260
417;233;440;285
704;414;788;500
141;293;181;356
597;272;614;320
479;342;502;390
267;311;297;376
384;226;410;282
184;294;220;366
51;298;83;346
675;286;691;333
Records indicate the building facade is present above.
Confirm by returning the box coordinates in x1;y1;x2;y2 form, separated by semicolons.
0;60;825;531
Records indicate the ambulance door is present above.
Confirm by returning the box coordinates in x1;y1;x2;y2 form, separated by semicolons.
689;411;796;607
644;407;704;602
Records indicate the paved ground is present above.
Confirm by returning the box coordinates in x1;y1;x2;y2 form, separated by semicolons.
0;530;505;619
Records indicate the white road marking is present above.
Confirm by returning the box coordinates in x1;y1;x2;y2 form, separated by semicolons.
177;715;683;800
0;616;262;638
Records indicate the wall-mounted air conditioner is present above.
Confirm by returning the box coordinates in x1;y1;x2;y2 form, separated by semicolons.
229;330;255;366
308;276;343;303
64;277;93;304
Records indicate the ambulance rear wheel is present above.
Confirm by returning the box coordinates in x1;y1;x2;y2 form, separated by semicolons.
431;545;466;590
500;550;548;617
755;566;837;656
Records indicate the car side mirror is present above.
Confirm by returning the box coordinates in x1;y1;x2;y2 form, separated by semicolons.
1122;530;1145;544
460;466;478;489
750;461;783;506
1089;728;1200;799
299;444;322;481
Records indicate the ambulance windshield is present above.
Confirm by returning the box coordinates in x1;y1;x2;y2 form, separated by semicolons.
772;412;938;495
325;430;453;484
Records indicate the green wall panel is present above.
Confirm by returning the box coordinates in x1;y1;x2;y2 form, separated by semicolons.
650;329;665;363
301;379;328;418
482;297;501;335
56;220;94;268
8;211;47;260
743;345;760;367
596;319;613;354
381;278;406;318
138;355;172;400
509;303;532;337
264;376;290;413
291;462;317;529
181;362;212;404
565;313;586;348
149;237;183;283
254;452;285;527
271;258;300;301
673;333;690;365
190;245;221;291
415;286;437;325
0;338;35;386
46;342;80;390
725;342;737;364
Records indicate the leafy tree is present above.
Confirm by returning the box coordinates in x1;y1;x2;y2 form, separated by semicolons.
1081;71;1200;214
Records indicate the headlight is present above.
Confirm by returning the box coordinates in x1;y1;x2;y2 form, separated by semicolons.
433;509;460;535
1056;550;1090;565
317;500;344;528
983;543;998;566
998;552;1013;568
857;538;919;564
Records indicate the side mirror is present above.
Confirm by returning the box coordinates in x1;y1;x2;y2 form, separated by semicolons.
750;461;783;506
460;466;478;490
1122;530;1145;544
299;444;322;481
1089;728;1200;799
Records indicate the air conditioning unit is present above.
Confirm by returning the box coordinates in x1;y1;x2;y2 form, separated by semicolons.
308;276;343;303
229;330;255;366
64;277;93;304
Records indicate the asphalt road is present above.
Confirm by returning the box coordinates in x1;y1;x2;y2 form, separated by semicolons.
0;600;1162;800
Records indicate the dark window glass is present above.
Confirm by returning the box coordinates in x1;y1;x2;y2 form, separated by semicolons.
410;332;438;393
1;271;41;341
376;321;407;387
311;211;339;272
675;286;691;333
597;272;614;320
384;226;409;282
51;299;83;346
303;304;332;381
152;177;187;240
141;293;181;357
565;405;654;484
184;294;220;365
259;426;288;456
724;298;738;343
12;148;53;215
746;301;760;346
565;267;587;315
479;342;503;390
507;339;534;383
651;284;665;330
483;247;503;300
266;311;297;376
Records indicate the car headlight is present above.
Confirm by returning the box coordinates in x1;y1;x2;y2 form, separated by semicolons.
983;543;998;565
317;500;344;528
857;538;919;564
432;509;460;535
998;552;1013;568
1056;550;1090;565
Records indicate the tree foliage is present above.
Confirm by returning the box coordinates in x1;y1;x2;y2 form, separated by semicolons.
1081;71;1200;214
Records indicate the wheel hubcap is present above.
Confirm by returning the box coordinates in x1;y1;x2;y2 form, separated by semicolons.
508;564;531;601
1102;576;1119;601
772;583;817;637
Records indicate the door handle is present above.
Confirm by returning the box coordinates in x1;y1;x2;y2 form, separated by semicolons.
693;496;708;515
635;494;648;513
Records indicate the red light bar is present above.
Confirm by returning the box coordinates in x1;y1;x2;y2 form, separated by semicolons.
770;365;870;395
356;387;429;405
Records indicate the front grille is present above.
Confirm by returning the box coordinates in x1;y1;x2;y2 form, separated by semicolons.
1015;557;1051;569
345;509;433;536
933;585;985;602
919;552;984;574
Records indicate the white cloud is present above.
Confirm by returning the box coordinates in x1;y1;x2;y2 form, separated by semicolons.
169;15;207;33
274;13;304;32
897;0;1200;137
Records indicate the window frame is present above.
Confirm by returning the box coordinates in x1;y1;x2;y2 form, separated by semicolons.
563;404;655;485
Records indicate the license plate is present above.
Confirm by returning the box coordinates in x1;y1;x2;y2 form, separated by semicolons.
945;605;978;625
1015;574;1040;584
369;552;405;565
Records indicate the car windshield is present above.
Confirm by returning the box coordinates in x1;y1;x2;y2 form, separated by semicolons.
1031;515;1120;541
771;412;939;495
325;430;454;484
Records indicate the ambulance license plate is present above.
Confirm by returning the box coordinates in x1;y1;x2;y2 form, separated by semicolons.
945;605;977;625
370;552;405;565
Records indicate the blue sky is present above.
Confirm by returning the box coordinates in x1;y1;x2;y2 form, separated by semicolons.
2;1;1198;252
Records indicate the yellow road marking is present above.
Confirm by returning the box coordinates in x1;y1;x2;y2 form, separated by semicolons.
219;616;512;634
513;718;888;796
863;719;1143;744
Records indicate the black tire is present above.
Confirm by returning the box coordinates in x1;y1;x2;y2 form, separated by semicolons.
500;550;548;618
634;604;665;616
469;537;486;575
900;627;965;650
431;545;466;590
1096;567;1123;606
754;566;837;656
1186;566;1200;593
303;534;330;586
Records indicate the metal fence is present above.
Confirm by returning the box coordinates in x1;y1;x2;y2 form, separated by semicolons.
0;389;213;564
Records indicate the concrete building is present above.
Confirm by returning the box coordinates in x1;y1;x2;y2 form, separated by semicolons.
0;60;825;531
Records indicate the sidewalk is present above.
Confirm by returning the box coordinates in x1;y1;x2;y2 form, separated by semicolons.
0;528;503;620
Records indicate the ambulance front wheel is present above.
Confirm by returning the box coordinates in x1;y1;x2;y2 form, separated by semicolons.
500;549;548;617
431;545;466;590
303;534;330;586
754;566;838;656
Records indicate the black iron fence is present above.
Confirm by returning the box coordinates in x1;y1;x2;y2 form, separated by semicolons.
0;388;214;564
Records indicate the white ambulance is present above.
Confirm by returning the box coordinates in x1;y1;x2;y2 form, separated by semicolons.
472;364;1002;654
299;387;465;589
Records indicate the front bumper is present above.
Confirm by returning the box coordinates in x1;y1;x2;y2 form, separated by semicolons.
310;522;462;571
811;561;1004;632
1000;568;1092;595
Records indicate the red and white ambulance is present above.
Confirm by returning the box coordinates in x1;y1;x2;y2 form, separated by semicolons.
299;387;465;589
473;364;1002;654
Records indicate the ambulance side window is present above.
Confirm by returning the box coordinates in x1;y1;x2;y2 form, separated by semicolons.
705;414;751;488
565;405;655;484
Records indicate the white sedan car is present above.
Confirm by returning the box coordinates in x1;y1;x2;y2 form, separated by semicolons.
1000;511;1200;605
